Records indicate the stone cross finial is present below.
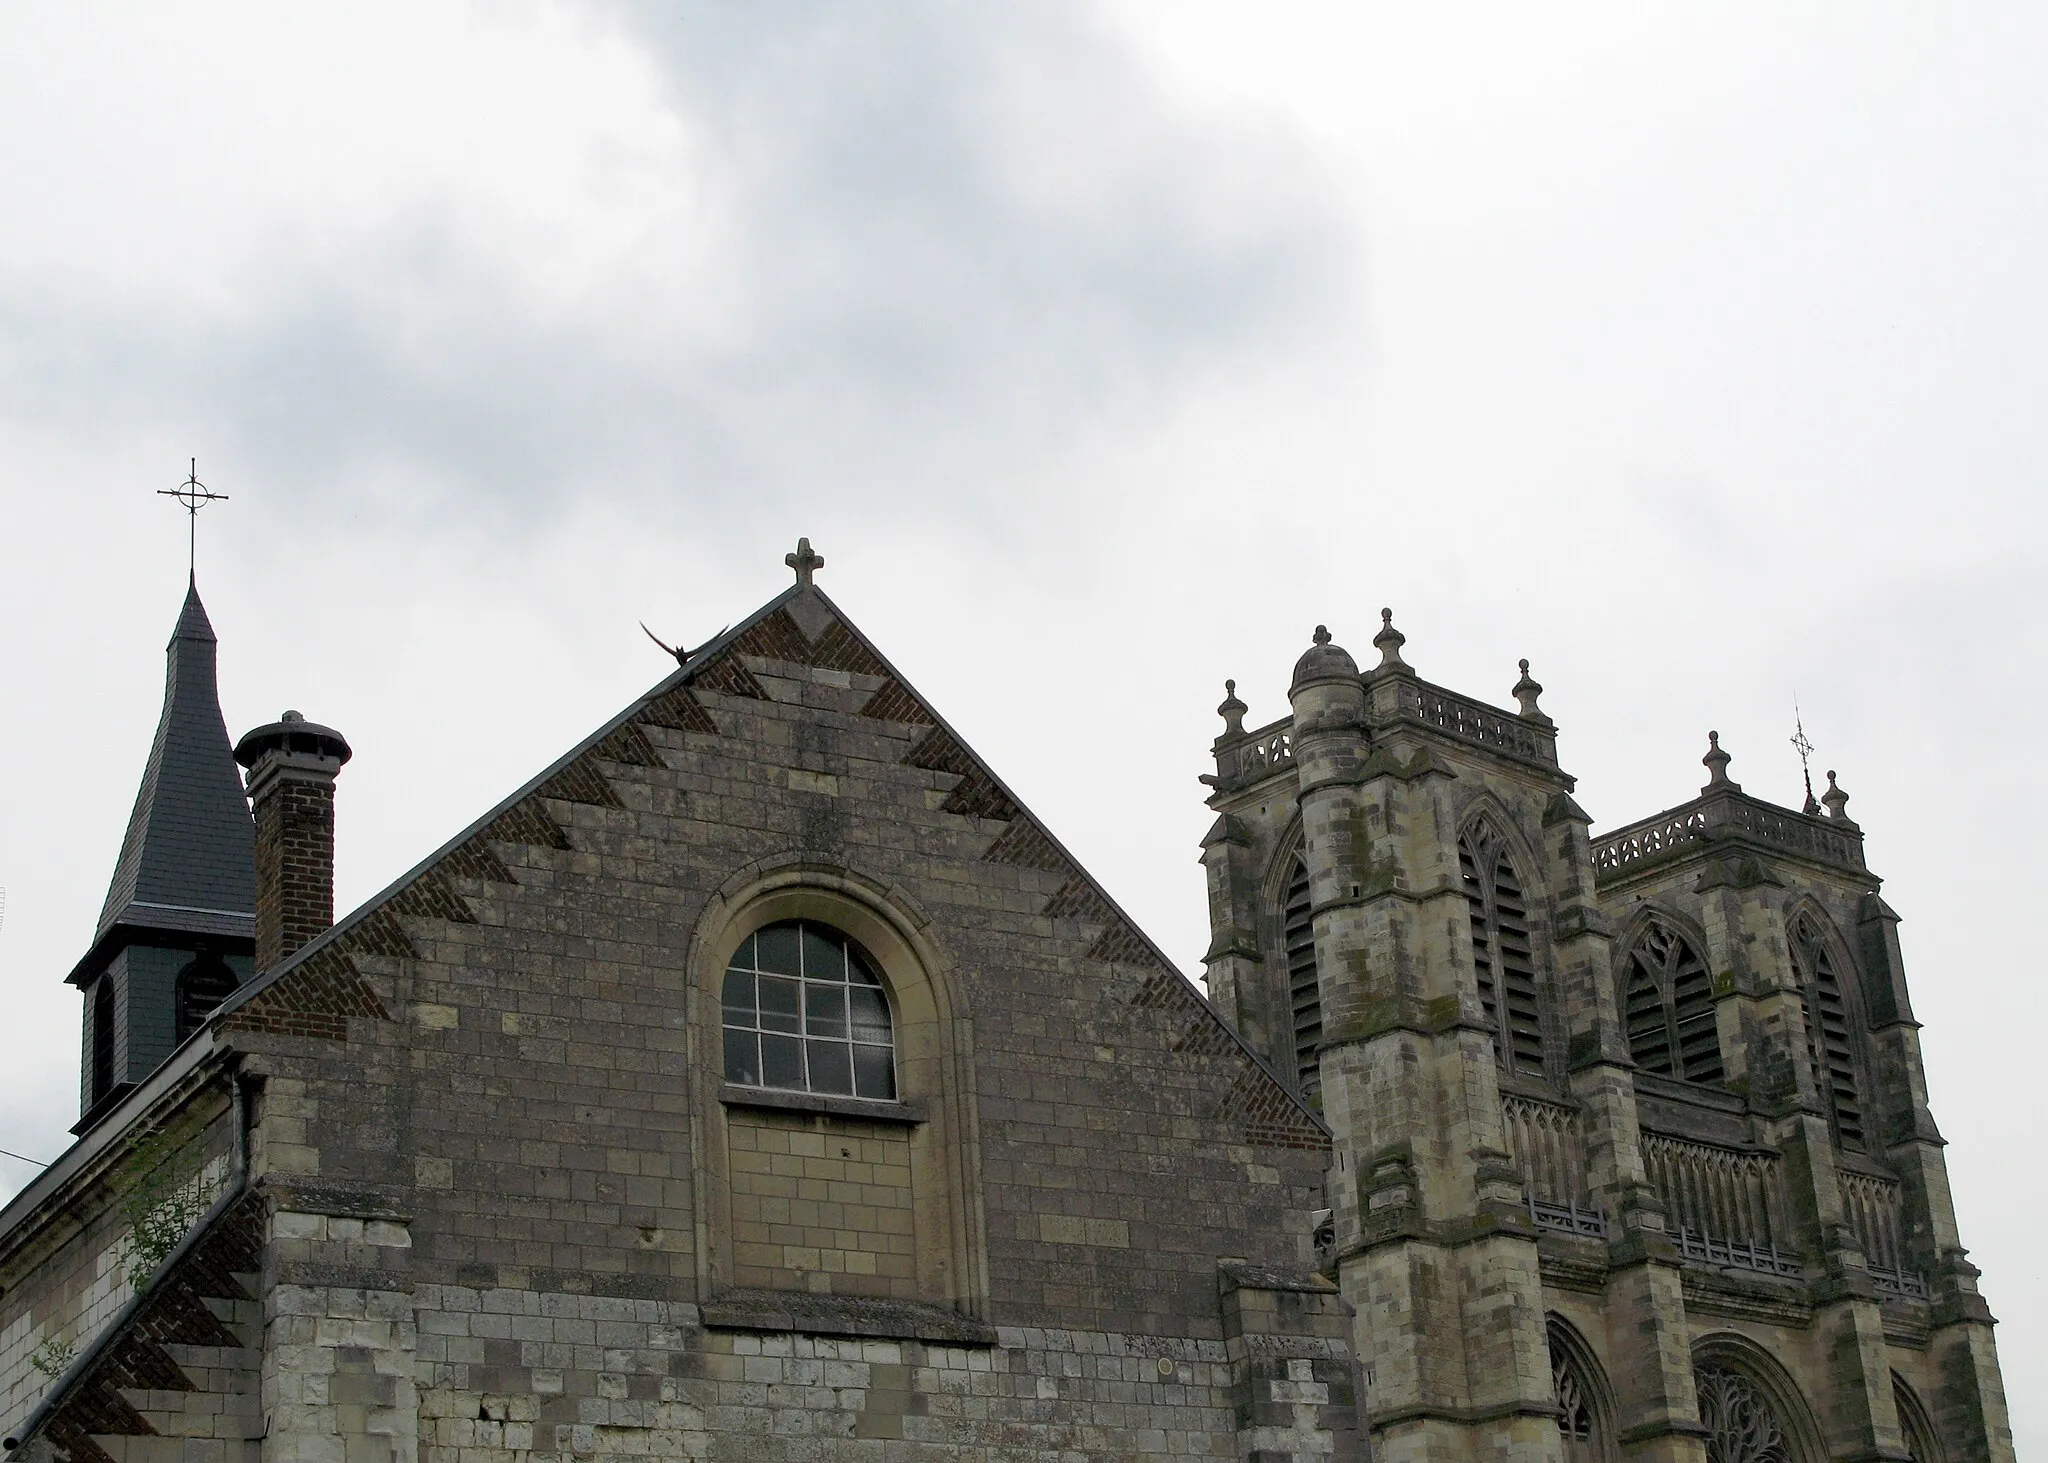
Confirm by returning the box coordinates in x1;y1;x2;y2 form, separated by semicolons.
786;536;825;586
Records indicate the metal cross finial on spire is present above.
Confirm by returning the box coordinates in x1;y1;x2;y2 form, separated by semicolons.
786;536;824;587
156;458;228;577
1791;700;1819;814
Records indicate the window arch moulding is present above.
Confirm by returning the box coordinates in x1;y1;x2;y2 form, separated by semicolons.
1690;1334;1828;1463
685;855;988;1326
1545;1313;1617;1463
1891;1372;1944;1463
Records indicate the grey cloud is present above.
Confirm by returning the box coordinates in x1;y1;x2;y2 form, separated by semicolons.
0;1;1351;538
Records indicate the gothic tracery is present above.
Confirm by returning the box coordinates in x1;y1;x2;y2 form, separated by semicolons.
1547;1320;1606;1463
1697;1366;1794;1463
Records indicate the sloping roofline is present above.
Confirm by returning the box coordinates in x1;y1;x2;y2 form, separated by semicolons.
14;576;1320;1232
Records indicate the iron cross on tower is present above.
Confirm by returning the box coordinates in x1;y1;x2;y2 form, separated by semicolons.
157;459;229;576
1791;702;1818;813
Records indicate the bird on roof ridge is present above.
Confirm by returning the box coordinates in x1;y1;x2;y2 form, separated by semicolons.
641;622;729;667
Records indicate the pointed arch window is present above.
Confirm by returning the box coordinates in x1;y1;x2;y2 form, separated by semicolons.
1282;856;1322;1103
1790;915;1864;1150
1695;1365;1796;1463
1547;1319;1611;1463
1623;922;1724;1083
1893;1376;1942;1463
1459;819;1545;1076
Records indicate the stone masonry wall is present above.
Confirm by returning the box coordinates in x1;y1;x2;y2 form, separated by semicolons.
411;1282;1340;1462
216;589;1329;1338
0;1100;236;1445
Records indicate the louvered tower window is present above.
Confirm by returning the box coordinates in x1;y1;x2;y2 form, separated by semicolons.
1282;857;1322;1103
175;955;239;1045
1458;821;1545;1075
1791;916;1864;1150
1623;922;1723;1083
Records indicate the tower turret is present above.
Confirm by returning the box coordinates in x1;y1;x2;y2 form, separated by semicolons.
66;578;256;1130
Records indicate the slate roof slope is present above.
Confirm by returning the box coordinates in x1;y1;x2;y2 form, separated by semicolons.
209;580;1321;1139
82;580;255;971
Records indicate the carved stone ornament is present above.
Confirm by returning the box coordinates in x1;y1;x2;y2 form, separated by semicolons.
1697;1366;1793;1463
1553;1350;1594;1442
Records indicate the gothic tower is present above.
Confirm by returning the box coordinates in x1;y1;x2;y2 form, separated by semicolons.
1201;615;2013;1463
64;578;256;1130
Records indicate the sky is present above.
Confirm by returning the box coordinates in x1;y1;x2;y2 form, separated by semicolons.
2;1;2043;1447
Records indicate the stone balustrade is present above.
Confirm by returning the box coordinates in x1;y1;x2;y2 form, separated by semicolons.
1593;788;1865;882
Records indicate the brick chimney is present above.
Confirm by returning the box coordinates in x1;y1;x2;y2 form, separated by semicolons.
234;710;352;970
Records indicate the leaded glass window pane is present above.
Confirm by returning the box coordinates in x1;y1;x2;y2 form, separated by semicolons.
722;919;897;1101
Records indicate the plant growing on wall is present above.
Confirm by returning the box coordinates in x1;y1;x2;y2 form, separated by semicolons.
120;1130;219;1290
27;1337;75;1378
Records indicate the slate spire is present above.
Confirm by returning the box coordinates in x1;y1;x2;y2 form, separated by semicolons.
93;576;257;942
68;576;256;1126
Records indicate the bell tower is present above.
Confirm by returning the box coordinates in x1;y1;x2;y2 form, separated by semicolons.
65;577;256;1130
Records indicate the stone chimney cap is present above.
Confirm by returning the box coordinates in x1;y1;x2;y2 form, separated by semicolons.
235;711;352;769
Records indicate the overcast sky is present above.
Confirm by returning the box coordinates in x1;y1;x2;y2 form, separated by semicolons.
2;3;2043;1445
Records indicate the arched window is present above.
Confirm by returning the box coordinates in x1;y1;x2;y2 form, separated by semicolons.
90;976;116;1104
1282;856;1321;1103
1459;819;1545;1076
1696;1365;1796;1463
1623;922;1724;1084
1892;1375;1942;1463
1547;1318;1612;1463
722;920;896;1100
1789;915;1864;1150
174;955;239;1045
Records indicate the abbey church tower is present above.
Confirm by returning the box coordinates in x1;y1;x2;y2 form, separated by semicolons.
1201;615;2013;1462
